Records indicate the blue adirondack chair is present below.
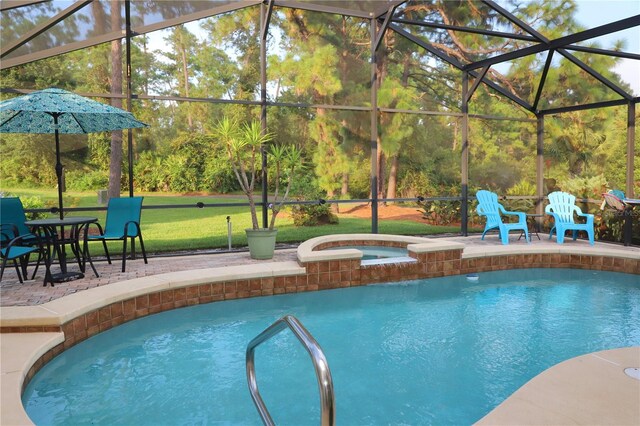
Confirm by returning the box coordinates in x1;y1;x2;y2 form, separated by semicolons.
476;190;529;244
545;191;594;245
86;196;148;272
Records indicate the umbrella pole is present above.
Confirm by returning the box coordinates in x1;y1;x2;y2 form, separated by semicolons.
53;113;72;276
53;113;64;220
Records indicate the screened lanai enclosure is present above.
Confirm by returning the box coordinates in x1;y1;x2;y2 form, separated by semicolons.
1;0;639;248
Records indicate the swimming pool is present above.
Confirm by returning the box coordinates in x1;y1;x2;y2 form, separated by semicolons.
23;268;640;425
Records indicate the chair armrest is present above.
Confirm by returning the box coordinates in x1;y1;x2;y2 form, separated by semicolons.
2;235;40;255
545;211;560;222
85;222;106;238
0;223;20;239
576;211;594;225
503;211;526;222
122;221;142;238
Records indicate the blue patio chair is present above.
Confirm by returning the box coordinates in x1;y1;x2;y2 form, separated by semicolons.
86;196;148;272
1;226;51;285
545;191;594;245
0;197;38;243
476;190;529;244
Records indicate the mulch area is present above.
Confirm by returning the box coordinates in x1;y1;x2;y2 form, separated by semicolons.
338;203;426;222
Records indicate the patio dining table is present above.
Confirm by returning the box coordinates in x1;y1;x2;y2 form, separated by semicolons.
25;216;98;283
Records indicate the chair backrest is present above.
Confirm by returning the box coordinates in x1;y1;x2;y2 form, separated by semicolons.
0;197;31;237
602;191;626;212
476;190;507;228
104;196;144;237
546;191;578;224
476;190;503;216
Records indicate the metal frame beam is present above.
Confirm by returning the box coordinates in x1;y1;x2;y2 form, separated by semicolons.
533;50;554;111
379;108;463;117
125;0;134;198
468;68;533;111
392;17;538;42
460;72;469;236
260;0;274;41
564;44;640;60
556;49;632;99
540;97;640;115
370;18;380;233
373;1;406;19
274;0;372;19
1;0;92;58
481;0;635;100
626;102;636;199
131;1;261;36
260;2;269;228
462;12;640;73
0;1;261;69
482;0;548;41
389;24;463;68
465;65;489;103
389;24;533;112
269;0;406;20
0;0;48;12
536;114;544;219
1;30;124;69
374;4;399;52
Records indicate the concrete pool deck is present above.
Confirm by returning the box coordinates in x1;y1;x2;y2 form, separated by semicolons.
1;235;639;424
2;234;638;307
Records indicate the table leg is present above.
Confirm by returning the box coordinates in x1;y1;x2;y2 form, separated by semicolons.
623;207;632;246
58;225;68;274
80;224;99;277
51;225;84;283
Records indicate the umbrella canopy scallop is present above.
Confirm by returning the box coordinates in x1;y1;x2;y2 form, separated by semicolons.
0;88;147;134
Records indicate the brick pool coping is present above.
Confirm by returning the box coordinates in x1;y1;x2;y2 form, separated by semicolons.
2;236;639;425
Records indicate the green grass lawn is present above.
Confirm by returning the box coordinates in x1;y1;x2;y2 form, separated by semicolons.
2;187;467;255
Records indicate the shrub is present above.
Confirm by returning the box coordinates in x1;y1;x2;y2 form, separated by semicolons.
65;169;109;191
288;184;339;227
290;201;339;226
134;151;169;192
417;199;460;226
398;170;435;198
203;155;238;194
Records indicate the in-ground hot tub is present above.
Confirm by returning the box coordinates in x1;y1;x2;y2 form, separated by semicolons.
296;233;465;282
323;245;408;261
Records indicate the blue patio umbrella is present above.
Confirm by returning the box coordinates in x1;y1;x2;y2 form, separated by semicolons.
0;88;147;219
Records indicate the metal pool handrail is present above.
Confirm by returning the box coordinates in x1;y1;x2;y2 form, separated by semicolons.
246;315;335;426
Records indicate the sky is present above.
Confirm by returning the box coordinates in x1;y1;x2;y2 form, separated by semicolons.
574;0;639;95
147;0;639;96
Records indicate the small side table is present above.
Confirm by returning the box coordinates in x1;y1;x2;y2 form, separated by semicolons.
519;214;543;241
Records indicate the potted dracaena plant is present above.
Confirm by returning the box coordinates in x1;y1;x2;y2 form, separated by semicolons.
212;117;302;259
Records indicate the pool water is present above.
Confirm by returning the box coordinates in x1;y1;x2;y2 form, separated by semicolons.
324;245;408;260
23;269;640;425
